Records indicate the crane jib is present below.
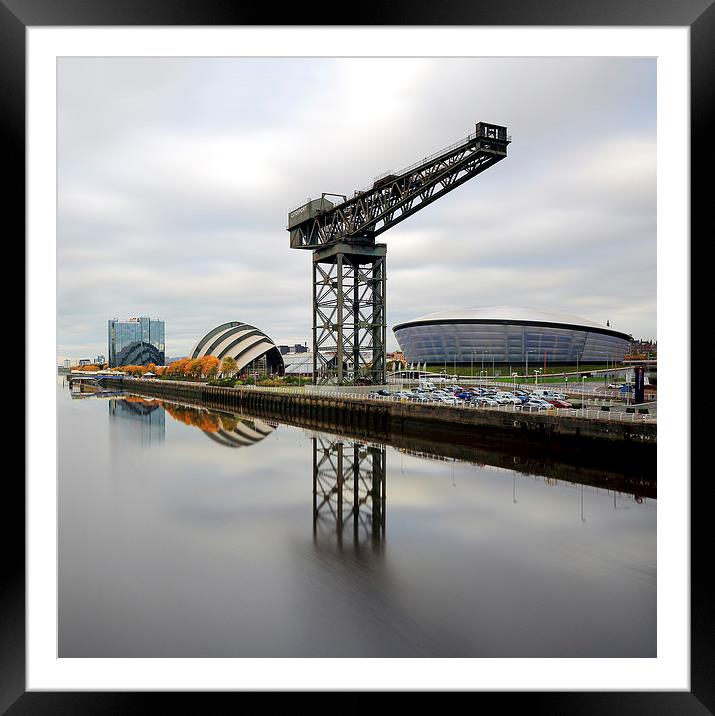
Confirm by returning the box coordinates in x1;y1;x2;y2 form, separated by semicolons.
287;122;509;250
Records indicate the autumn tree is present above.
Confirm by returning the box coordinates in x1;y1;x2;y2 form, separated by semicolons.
201;355;220;379
221;356;237;376
187;359;203;378
167;358;189;377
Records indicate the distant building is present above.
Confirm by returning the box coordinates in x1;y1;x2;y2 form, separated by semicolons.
95;355;106;365
78;359;91;366
294;343;308;353
108;316;165;368
189;321;284;376
283;352;313;376
278;345;291;355
394;306;632;366
629;339;657;357
64;359;71;369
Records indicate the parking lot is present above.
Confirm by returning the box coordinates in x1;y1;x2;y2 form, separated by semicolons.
365;381;655;422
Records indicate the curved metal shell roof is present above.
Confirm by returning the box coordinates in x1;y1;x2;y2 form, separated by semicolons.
190;321;281;372
393;305;631;339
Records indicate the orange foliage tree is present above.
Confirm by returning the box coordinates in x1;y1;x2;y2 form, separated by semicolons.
201;355;220;379
166;358;190;377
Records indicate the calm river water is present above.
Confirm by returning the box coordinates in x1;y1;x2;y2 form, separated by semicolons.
58;380;656;657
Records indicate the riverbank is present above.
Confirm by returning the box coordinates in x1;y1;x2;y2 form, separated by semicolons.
119;377;656;480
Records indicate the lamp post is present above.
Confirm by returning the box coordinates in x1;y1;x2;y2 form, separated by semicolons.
525;350;539;384
581;375;586;413
534;368;541;386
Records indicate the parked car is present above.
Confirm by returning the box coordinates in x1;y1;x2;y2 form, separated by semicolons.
522;398;553;410
433;394;459;405
531;389;566;400
471;396;499;407
547;398;573;408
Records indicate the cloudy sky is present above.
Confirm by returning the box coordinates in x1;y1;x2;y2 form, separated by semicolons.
57;57;656;362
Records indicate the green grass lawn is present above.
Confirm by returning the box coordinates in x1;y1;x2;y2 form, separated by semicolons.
419;363;626;380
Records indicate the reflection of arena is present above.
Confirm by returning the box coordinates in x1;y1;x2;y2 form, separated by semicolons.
393;306;632;366
190;321;284;375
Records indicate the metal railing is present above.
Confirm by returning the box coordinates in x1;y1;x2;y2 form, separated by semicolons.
139;380;655;424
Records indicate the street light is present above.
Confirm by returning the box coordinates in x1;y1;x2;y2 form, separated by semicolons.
534;368;541;386
525;350;539;384
581;375;587;412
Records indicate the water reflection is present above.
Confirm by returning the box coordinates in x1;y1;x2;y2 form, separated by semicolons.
58;381;656;657
312;435;386;550
158;400;277;448
108;396;165;446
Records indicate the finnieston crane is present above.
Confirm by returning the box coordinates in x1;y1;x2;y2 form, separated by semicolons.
287;122;510;385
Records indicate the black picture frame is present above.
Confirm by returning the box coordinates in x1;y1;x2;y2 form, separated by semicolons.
8;1;704;712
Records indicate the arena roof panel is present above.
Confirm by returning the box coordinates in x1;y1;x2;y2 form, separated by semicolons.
397;305;608;330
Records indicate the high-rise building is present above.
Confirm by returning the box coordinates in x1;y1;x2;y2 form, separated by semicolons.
63;359;71;369
108;316;165;367
95;355;106;365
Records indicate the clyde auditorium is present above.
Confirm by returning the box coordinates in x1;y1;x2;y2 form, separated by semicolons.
393;306;632;366
190;321;284;375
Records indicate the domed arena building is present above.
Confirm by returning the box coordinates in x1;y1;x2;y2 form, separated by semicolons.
392;306;632;367
189;321;284;376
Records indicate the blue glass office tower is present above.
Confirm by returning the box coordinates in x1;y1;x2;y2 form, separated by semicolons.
108;317;165;367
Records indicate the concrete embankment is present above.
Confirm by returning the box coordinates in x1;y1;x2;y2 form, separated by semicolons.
119;378;656;480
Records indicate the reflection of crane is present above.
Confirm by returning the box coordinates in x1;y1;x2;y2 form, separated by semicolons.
288;122;510;385
312;436;386;549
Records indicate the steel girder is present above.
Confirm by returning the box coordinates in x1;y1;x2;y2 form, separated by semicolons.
312;436;386;548
289;128;509;250
312;242;386;385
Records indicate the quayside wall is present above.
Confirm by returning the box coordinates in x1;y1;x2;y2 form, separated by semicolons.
119;378;656;480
